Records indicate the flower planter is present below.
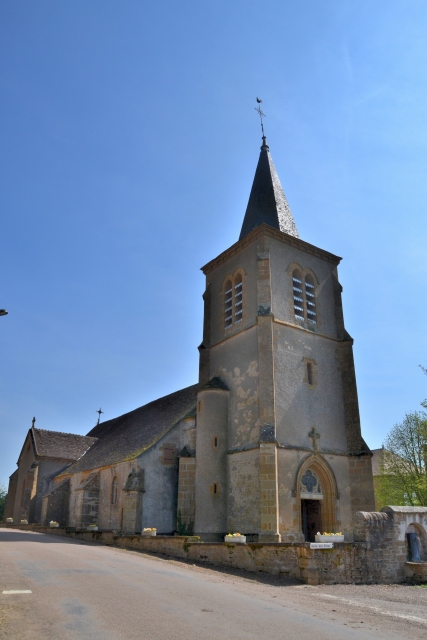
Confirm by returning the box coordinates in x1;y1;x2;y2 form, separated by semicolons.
49;522;59;528
87;525;98;531
225;535;246;544
315;535;344;543
141;530;156;537
6;518;13;524
20;520;28;525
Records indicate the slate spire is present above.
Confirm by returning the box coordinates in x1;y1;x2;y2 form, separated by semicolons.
239;136;299;240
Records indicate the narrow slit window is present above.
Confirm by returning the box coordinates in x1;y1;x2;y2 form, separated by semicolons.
213;482;218;494
307;362;313;386
111;477;118;505
224;280;233;329
234;274;243;324
305;275;317;325
292;269;304;321
214;436;218;448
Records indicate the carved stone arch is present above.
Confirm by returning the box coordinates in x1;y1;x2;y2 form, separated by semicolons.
294;454;339;535
220;268;247;293
286;261;304;276
302;266;320;286
232;266;247;279
221;274;234;293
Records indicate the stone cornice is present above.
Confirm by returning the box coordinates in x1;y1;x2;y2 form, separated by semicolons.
227;442;349;456
201;224;341;275
273;318;352;344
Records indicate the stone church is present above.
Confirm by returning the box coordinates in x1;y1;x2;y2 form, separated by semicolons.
5;134;376;542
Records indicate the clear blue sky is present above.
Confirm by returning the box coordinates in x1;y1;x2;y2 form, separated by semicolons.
1;1;426;486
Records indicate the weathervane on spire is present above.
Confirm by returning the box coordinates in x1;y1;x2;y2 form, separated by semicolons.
255;97;266;136
96;408;104;425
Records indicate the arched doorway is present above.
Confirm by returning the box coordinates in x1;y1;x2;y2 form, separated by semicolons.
300;469;323;542
406;523;427;562
296;456;338;542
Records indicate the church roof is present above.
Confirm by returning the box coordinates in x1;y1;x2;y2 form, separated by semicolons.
239;136;299;241
32;428;97;460
202;376;229;391
58;383;198;475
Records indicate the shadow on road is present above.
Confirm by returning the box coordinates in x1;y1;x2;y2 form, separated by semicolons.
0;529;303;587
0;530;86;544
124;547;303;588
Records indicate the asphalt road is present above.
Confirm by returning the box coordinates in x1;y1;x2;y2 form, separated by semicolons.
0;529;426;640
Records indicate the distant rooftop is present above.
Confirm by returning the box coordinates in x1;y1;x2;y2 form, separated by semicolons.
32;428;97;461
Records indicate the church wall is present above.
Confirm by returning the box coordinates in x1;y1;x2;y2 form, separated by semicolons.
12;433;37;524
42;479;70;526
326;454;354;532
97;462;133;530
4;470;18;521
34;458;73;524
227;448;260;534
277;448;306;541
177;457;196;533
65;418;196;533
67;463;131;529
209;326;259;448
194;388;228;537
272;322;347;451
138;417;196;533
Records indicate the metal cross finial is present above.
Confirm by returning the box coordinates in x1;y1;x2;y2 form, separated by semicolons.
96;408;104;425
32;416;36;428
255;97;266;137
308;427;320;451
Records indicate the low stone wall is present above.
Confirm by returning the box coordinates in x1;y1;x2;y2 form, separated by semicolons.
4;505;427;585
0;524;405;585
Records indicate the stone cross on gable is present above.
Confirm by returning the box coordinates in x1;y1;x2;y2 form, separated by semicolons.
31;417;36;428
308;427;320;451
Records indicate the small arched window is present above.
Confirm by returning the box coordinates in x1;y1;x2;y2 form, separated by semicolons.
292;269;304;321
305;275;317;325
111;477;118;505
224;279;233;329
234;274;243;324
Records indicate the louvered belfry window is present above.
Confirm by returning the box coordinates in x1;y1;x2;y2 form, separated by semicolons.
293;269;317;325
293;270;304;321
305;275;317;324
234;274;243;324
224;274;243;330
224;280;233;328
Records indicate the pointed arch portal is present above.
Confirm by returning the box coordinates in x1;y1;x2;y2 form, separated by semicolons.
295;455;339;542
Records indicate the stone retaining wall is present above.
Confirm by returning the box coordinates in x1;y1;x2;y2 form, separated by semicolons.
3;505;427;585
0;524;402;585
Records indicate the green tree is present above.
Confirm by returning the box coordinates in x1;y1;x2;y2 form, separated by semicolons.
376;411;427;508
0;483;7;521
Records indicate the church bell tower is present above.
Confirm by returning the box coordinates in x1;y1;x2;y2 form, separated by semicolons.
194;132;376;542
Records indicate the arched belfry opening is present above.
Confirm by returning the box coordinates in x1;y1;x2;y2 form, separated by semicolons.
296;456;339;542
